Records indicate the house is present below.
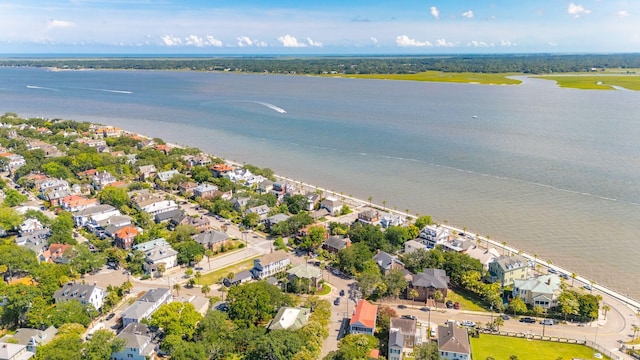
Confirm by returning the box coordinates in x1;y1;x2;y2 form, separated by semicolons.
54;282;104;311
320;196;343;216
38;178;69;194
113;226;140;250
0;343;34;360
437;322;471;360
210;163;234;178
373;251;405;275
488;254;529;287
512;274;562;309
172;215;211;233
133;238;178;275
0;326;57;353
464;246;501;271
246;205;270;220
263;213;290;231
223;270;254;287
388;318;418;360
73;205;121;227
138;164;157;180
133;194;178;216
41;188;71;207
304;192;320;211
121;288;172;327
404;239;427;254
267;307;311;331
409;269;449;302
15;230;50;260
358;209;380;224
154;209;184;224
323;236;351;253
184;154;211;168
251;250;290;279
178;181;197;197
257;179;274;194
233;197;250;211
92;170;117;190
349;299;378;336
287;264;323;289
380;214;405;228
43;243;72;264
193;231;231;251
0;153;26;171
61;194;99;212
156;169;180;182
110;323;155;360
76;169;97;179
19;219;43;234
418;225;450;249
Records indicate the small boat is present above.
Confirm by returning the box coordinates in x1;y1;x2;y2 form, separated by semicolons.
471;115;478;119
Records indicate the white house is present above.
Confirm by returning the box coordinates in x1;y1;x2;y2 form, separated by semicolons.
53;282;104;311
156;170;180;182
251;250;290;279
132;238;178;275
320;196;343;216
73;205;121;227
512;274;562;309
121;288;172;327
437;322;471;360
134;196;178;216
19;219;44;234
110;323;155;360
0;342;34;360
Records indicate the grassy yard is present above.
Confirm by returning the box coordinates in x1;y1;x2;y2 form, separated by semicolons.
471;334;611;360
198;257;257;286
328;71;522;85
446;288;488;312
535;74;640;90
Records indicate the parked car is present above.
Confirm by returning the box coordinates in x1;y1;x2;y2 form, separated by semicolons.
453;302;460;310
106;313;115;320
401;315;417;320
334;298;341;306
460;320;476;327
519;317;536;323
583;284;592;291
339;289;345;296
548;268;558;274
540;319;554;325
559;273;569;280
500;314;510;320
420;307;431;312
446;300;454;308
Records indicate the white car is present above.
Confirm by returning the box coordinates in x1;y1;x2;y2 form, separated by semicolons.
460;320;476;327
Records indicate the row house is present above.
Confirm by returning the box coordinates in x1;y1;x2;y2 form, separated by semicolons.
349;300;378;336
388;317;422;360
133;194;179;216
251;250;290;279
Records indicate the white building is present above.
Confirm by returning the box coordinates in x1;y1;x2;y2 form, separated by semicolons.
53;282;104;311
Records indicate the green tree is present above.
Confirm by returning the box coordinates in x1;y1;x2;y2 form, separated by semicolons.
413;341;441;360
204;249;215;270
48;211;76;245
146;302;203;340
96;186;129;210
0;242;38;280
83;330;127;360
0;206;23;231
334;334;378;360
356;269;383;298
227;281;295;328
35;325;84;360
69;243;105;275
285;194;308;214
336;242;373;276
414;215;433;229
201;284;211;297
191;166;213;183
408;288;419;301
3;189;28;207
384;268;408;298
175;240;205;266
242;212;260;229
558;291;580;321
384;226;411;249
509;297;527;316
492;316;504;331
300;225;326;251
2;284;42;327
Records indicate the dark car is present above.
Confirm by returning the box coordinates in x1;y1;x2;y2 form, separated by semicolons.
453;302;460;310
500;314;510;320
334;298;341;306
106;313;115;320
401;315;417;320
559;273;569;280
339;289;345;296
446;300;454;308
519;317;536;323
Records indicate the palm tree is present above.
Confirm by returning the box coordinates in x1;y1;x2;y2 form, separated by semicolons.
601;304;611;320
571;272;577;287
382;200;387;210
156;263;166;278
501;241;507;255
195;271;202;285
173;283;181;297
205;249;214;270
632;324;640;340
368;196;373;207
201;284;211;297
493;316;504;331
433;290;443;309
485;235;491;249
408;289;419;302
220;285;228;302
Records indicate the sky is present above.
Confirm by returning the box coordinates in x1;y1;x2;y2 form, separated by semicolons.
0;0;639;54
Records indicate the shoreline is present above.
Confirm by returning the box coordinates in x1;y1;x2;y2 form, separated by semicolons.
156;139;640;309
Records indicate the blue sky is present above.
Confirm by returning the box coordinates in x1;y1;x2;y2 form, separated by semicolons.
1;0;638;54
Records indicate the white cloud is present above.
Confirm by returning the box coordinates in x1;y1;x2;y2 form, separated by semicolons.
237;36;253;47
396;35;432;47
307;37;323;47
567;3;591;18
548;41;558;46
500;39;515;47
185;35;205;47
430;6;440;19
468;40;490;47
435;38;455;47
46;19;75;31
370;37;379;46
161;35;182;46
277;34;306;47
205;36;223;47
462;10;474;19
616;10;629;18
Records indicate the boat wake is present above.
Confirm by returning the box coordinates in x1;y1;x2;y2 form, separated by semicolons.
253;101;287;113
26;85;59;91
86;88;133;94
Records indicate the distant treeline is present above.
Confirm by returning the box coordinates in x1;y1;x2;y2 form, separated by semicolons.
2;53;640;74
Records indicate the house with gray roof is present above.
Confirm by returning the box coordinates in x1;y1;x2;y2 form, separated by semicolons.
437;322;471;360
323;236;351;253
110;323;155;360
193;230;230;250
404;239;427;254
223;270;254;287
287;264;323;289
512;274;562;309
15;230;50;260
193;183;219;199
0;342;34;360
54;282;104;311
489;254;529;287
268;307;311;331
133;238;178;275
388;318;419;360
263;213;290;230
0;326;57;353
73;204;120;227
373;251;405;275
409;268;449;302
121;288;172;327
156;169;180;182
246;204;270;220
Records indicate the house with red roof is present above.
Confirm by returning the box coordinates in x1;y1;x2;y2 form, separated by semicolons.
114;226;140;250
349;299;378;336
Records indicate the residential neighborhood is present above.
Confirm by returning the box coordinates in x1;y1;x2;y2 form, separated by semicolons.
0;114;637;360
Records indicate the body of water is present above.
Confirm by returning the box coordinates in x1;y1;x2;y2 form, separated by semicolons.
1;67;639;299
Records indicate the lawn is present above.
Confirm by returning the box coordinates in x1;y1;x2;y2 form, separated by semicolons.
470;334;611;360
446;288;488;312
535;74;640;90
198;257;257;286
329;71;522;85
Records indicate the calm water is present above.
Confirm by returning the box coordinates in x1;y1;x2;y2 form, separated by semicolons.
1;68;639;299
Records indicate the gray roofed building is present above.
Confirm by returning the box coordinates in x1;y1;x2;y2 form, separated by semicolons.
193;183;219;199
156;169;180;182
323;235;351;253
0;326;57;353
154;209;184;223
15;230;50;258
246;204;270;219
111;323;155;360
0;342;34;360
263;213;290;230
388;317;418;360
121;288;172;327
373;251;405;275
437;322;471;360
488;254;530;287
73;204;120;227
223;270;253;287
193;230;230;250
409;269;449;302
287;264;323;289
54;282;104;311
135;239;178;275
404;239;427;254
268;307;311;331
251;250;290;279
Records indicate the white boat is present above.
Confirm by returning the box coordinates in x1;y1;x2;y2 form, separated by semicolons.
471;115;479;119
